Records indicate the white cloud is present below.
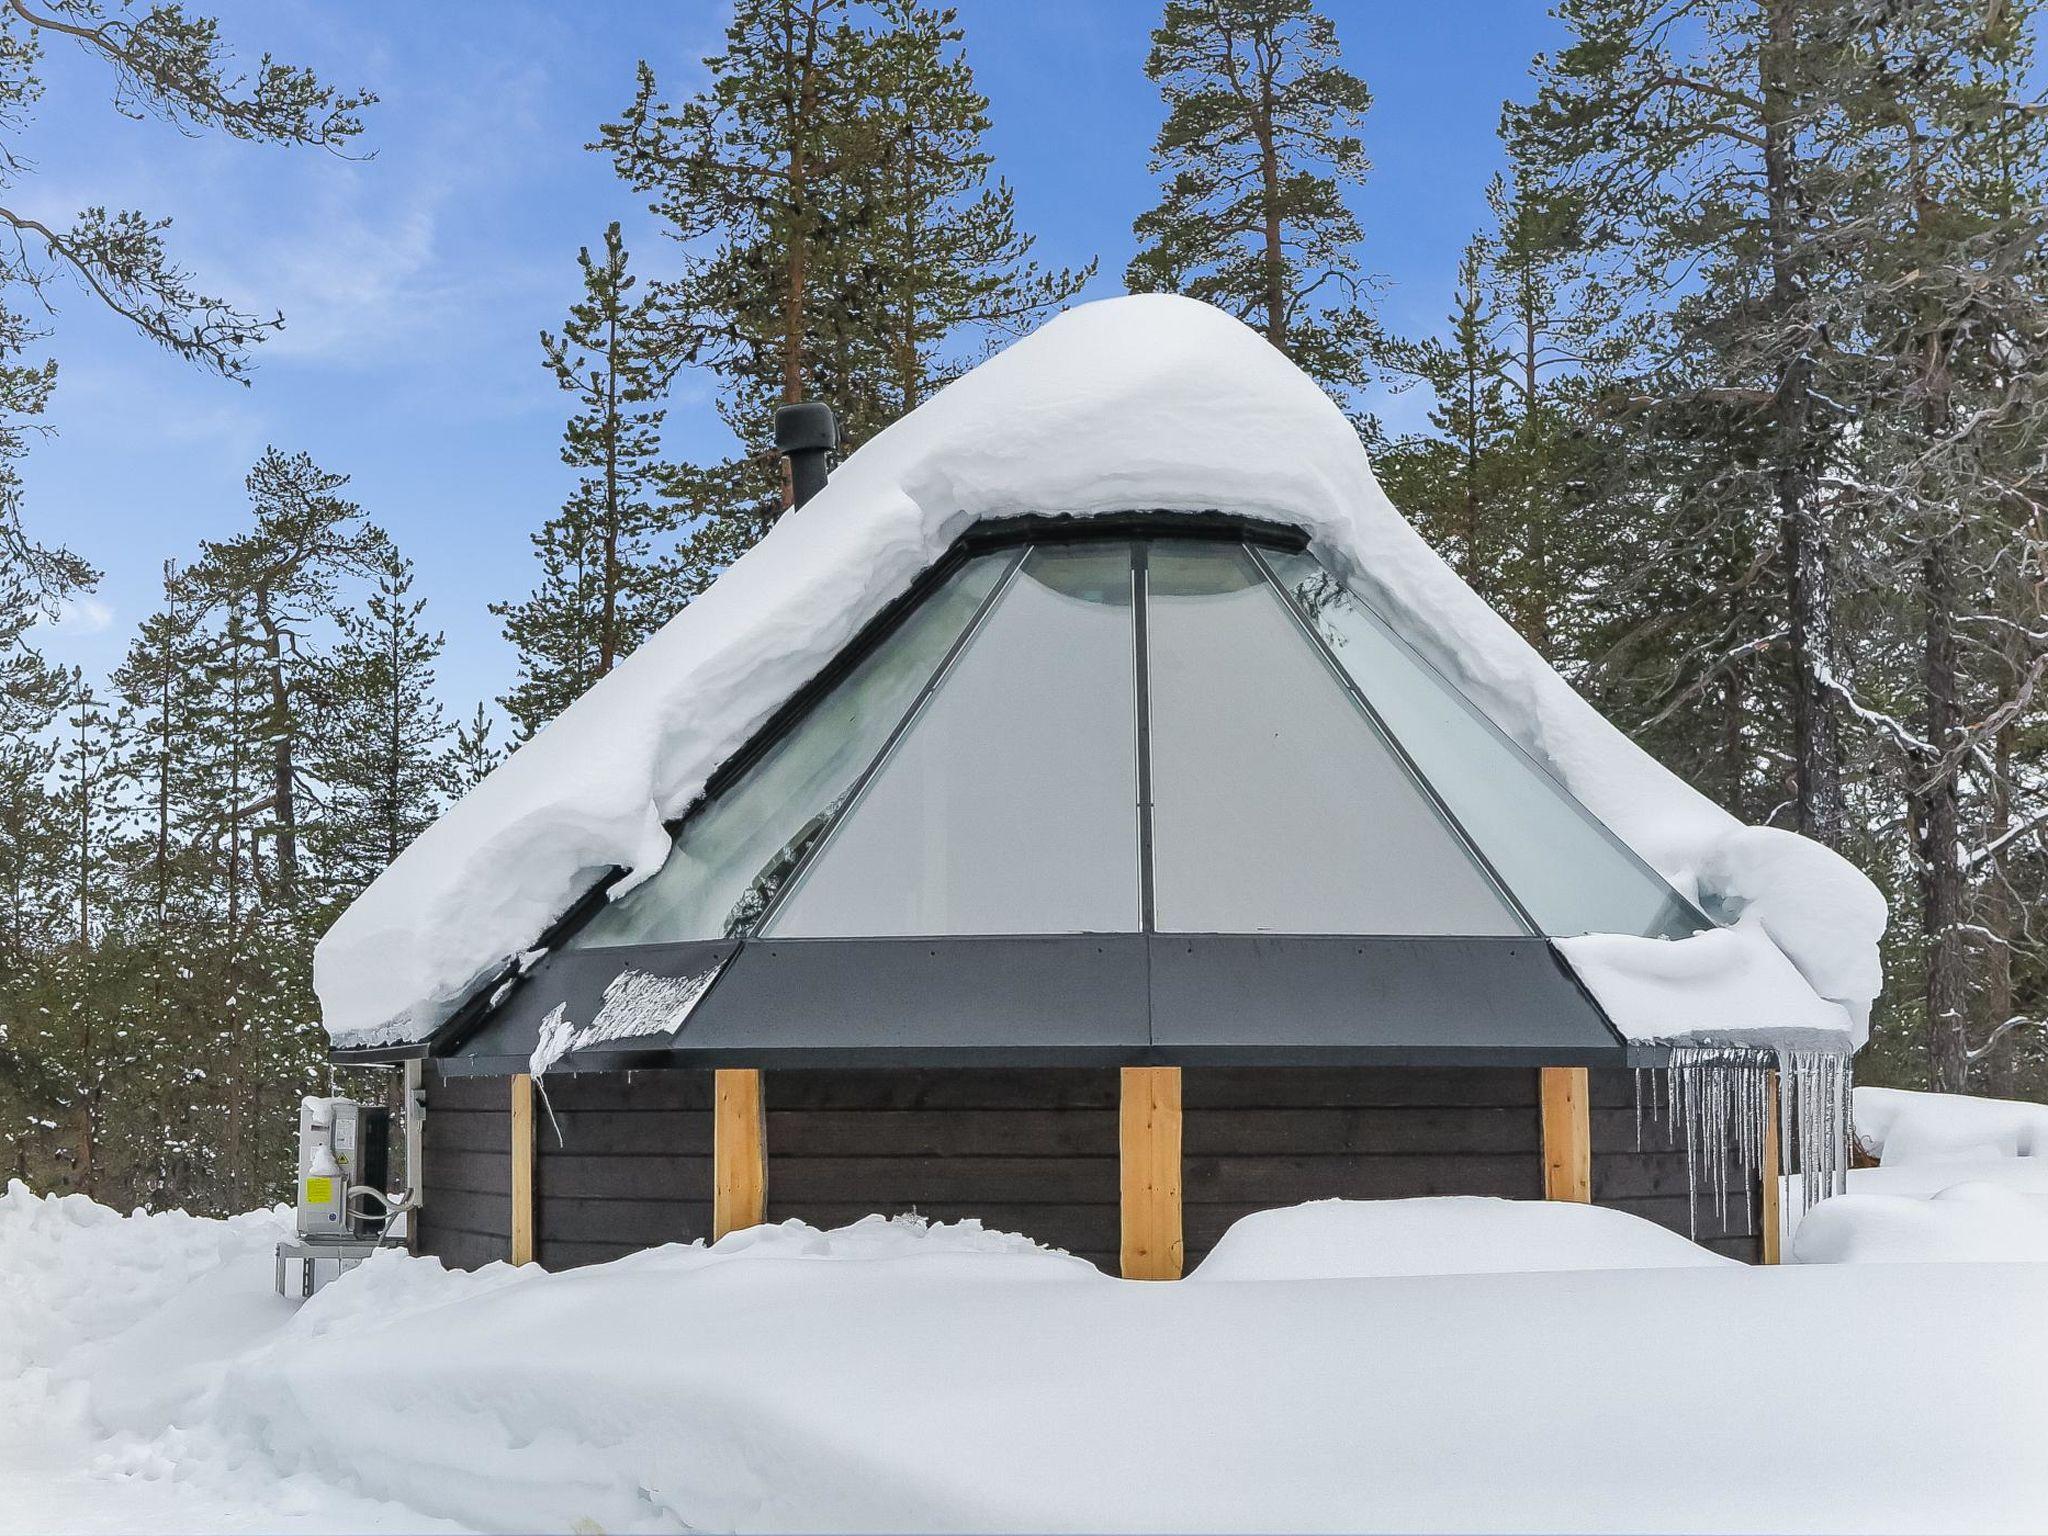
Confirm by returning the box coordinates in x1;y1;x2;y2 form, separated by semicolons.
38;595;114;636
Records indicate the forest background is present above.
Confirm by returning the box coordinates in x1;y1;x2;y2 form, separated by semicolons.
7;0;2045;1211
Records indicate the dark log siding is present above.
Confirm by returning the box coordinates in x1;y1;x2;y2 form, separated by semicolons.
1182;1067;1544;1268
535;1070;714;1269
416;1065;1766;1272
765;1069;1122;1272
1590;1068;1764;1263
416;1066;512;1271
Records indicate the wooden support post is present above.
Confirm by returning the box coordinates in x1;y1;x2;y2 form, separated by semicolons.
1539;1066;1592;1202
1761;1068;1783;1265
1120;1066;1184;1280
714;1068;768;1240
510;1072;536;1266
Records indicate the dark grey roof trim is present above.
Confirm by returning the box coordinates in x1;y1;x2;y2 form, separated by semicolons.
395;932;1629;1076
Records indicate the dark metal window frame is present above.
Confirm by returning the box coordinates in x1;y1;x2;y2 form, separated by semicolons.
334;510;1688;1068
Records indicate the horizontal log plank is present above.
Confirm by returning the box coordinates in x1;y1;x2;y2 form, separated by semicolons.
538;1154;712;1202
1184;1153;1542;1202
534;1070;713;1113
422;1110;510;1154
766;1155;1118;1204
540;1197;719;1246
540;1111;714;1156
1183;1067;1540;1109
416;1226;509;1271
768;1069;1119;1112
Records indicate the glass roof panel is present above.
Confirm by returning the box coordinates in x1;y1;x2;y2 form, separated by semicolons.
566;551;1015;948
1145;542;1526;936
763;542;1143;937
1260;548;1705;940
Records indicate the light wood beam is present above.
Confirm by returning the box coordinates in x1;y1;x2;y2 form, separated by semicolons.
510;1072;536;1265
1540;1066;1592;1202
1120;1066;1184;1280
714;1068;768;1239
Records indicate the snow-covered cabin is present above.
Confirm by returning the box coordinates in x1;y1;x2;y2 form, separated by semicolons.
318;296;1885;1275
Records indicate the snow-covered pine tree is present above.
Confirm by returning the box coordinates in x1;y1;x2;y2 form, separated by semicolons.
1126;0;1380;405
495;225;676;740
1817;0;2048;1090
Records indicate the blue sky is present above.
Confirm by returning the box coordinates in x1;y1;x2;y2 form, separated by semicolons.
33;1;1564;717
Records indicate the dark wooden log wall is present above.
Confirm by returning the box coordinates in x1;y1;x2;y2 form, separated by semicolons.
1590;1067;1763;1263
415;1067;512;1271
416;1064;1763;1271
1182;1067;1543;1267
534;1070;714;1269
764;1069;1122;1272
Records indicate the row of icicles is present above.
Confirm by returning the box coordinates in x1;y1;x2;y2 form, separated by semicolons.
1634;1045;1852;1241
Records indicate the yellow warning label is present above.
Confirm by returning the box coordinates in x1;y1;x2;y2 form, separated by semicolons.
304;1176;335;1206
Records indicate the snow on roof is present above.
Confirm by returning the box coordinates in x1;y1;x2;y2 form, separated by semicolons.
315;294;1885;1051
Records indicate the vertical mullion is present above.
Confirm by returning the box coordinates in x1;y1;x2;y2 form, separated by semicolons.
747;546;1027;935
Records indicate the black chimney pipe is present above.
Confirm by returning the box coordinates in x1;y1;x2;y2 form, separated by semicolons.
775;401;838;509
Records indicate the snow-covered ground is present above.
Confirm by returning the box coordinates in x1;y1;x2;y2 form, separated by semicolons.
6;1178;2048;1535
1779;1086;2048;1264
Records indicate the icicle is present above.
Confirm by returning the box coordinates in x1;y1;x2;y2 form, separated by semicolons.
1644;1040;1852;1248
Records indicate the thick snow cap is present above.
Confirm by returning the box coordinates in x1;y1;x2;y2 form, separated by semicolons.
316;295;1885;1051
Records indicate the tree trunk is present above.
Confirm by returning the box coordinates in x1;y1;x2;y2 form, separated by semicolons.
1983;718;2018;1095
250;585;298;907
1918;513;1969;1093
1256;74;1286;349
600;307;622;674
1760;0;1844;849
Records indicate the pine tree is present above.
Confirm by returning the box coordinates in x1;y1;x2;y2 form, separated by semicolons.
441;703;502;799
182;449;387;909
1814;0;2048;1089
864;1;1093;413
318;548;447;894
1506;0;1863;850
1126;0;1379;402
599;0;879;476
1386;240;1511;597
494;225;679;739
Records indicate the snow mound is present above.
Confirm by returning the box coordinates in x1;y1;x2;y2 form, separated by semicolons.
1792;1181;2048;1264
316;293;1885;1049
1189;1196;1731;1280
9;1188;2048;1532
1854;1085;2048;1165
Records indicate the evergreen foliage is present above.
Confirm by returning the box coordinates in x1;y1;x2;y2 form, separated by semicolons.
495;224;678;739
1126;0;1380;403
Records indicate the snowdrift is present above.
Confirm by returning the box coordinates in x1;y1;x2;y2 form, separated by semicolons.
7;1184;2048;1534
1854;1084;2048;1165
314;295;1884;1051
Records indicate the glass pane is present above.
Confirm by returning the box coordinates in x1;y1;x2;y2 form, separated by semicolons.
1262;549;1704;940
568;552;1014;947
1146;543;1524;936
765;542;1141;937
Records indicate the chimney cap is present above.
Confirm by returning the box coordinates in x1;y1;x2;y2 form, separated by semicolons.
774;401;838;455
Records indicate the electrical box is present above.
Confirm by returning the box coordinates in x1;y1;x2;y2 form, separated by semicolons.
295;1097;390;1242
